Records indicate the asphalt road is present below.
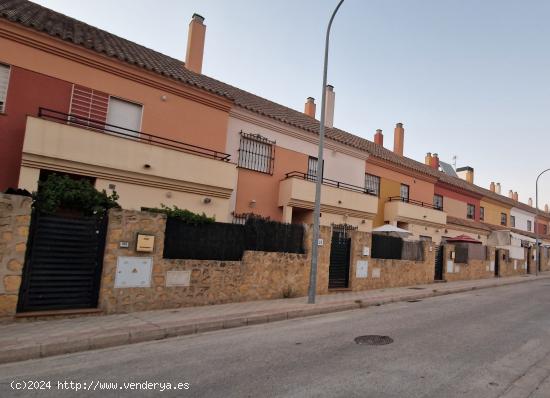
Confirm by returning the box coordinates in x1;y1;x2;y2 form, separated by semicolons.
2;280;550;398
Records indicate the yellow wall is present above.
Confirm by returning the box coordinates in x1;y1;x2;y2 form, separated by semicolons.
480;199;510;228
373;177;400;227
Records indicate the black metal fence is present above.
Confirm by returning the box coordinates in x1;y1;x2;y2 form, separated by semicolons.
163;217;304;260
371;235;424;261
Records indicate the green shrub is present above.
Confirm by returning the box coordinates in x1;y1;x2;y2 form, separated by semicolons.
148;204;215;224
33;174;119;216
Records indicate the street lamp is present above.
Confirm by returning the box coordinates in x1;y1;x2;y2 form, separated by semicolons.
307;0;345;304
535;168;550;276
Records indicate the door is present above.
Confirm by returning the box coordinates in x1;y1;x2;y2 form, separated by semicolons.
17;213;108;312
434;245;444;281
328;225;354;289
494;249;500;277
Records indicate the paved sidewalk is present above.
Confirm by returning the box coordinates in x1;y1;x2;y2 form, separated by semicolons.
1;273;548;364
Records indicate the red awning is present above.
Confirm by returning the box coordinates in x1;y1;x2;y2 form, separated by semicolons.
445;234;482;244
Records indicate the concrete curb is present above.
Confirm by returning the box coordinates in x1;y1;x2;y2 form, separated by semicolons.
1;275;548;365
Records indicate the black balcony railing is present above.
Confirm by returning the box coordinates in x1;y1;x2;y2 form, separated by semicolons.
387;196;443;211
37;108;231;161
284;171;377;196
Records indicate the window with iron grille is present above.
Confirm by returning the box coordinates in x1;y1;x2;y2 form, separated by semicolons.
365;174;380;196
511;215;515;228
527;220;532;232
400;184;410;201
237;132;275;174
433;194;443;210
307;156;324;181
0;64;11;113
543;225;548;235
500;212;507;226
467;204;475;219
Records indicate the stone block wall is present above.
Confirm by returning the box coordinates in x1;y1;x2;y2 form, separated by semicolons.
540;247;550;272
99;209;331;314
442;244;495;282
0;194;32;319
497;248;528;277
348;231;435;291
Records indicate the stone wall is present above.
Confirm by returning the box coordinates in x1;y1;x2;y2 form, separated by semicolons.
497;248;528;277
99;209;332;314
0;194;32;319
540;247;550;272
442;244;495;282
348;231;435;290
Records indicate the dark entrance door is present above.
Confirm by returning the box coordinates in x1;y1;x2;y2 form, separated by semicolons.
526;247;532;274
17;212;108;312
328;224;354;289
434;245;444;281
494;249;500;277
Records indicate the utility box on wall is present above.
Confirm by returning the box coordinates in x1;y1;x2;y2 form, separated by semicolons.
114;257;153;288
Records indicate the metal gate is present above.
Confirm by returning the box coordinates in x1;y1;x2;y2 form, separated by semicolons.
434;245;444;281
494;249;500;277
328;224;355;289
17;213;108;312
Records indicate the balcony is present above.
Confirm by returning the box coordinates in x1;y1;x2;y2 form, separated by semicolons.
384;196;447;226
18;109;237;219
278;172;378;223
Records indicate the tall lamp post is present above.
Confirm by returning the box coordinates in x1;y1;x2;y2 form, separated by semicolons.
535;168;550;276
307;0;345;304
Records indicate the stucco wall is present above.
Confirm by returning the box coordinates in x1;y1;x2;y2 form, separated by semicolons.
0;194;32;319
511;207;535;233
480;199;510;228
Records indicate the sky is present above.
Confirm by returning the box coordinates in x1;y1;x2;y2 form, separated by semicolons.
34;0;550;208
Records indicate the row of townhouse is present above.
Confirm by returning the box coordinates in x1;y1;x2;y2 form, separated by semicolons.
1;0;549;252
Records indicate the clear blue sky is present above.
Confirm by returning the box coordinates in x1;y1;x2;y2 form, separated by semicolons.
34;0;550;208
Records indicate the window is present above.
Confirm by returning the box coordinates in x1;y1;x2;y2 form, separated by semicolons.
237;132;275;174
365;174;380;196
467;204;475;219
106;97;143;137
433;194;443;210
527;220;532;232
500;212;506;226
69;84;109;128
307;156;324;181
400;184;410;201
544;225;548;235
511;215;515;228
480;207;485;221
0;64;11;113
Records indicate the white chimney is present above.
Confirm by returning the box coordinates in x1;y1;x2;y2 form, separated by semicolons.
528;197;533;207
496;182;501;195
324;85;335;128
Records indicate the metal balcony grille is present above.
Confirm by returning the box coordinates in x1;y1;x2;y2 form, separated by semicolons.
237;131;275;174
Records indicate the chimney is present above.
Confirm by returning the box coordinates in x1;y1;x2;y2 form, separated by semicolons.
393;123;404;156
514;191;518;201
430;153;440;170
528;197;533;207
496;182;501;195
324;85;335;128
425;152;432;166
489;182;495;192
185;13;206;74
545;204;549;213
508;190;514;199
374;129;384;146
304;97;316;118
456;166;474;184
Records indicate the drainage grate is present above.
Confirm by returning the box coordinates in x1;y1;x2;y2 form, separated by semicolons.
407;299;421;303
354;335;394;345
408;287;426;290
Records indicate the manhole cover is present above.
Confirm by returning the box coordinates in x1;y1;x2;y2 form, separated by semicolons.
408;287;426;290
354;335;394;345
407;299;421;303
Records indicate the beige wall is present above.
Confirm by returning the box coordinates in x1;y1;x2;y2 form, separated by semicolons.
407;223;489;245
443;197;468;220
19;117;237;220
384;200;447;226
